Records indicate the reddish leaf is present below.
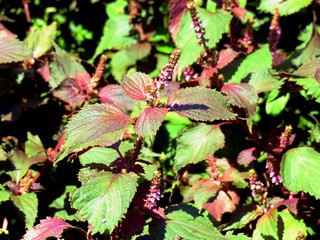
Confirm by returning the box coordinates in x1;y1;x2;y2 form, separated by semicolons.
121;72;155;101
221;83;258;131
294;57;320;78
135;107;169;137
99;84;138;114
0;37;32;63
190;179;220;209
65;103;132;149
232;7;247;21
53;71;91;106
36;60;50;82
237;147;259;165
0;22;17;38
284;197;299;216
23;217;72;240
256;208;278;239
169;0;188;42
204;190;240;221
218;167;248;188
168;87;236;121
216;48;239;70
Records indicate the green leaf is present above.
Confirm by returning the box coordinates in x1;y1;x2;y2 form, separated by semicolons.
150;204;223;240
111;43;151;82
191;179;220;210
0;37;32;63
70;169;139;234
25;22;57;58
168;87;236;122
135;107;169;138
106;0;127;19
228;45;272;83
49;42;85;88
221;83;258;132
256;208;278;239
289;78;320;103
10;192;38;229
249;69;282;93
259;0;313;16
174;123;225;171
8;148;46;183
279;211;311;240
63;103;132;153
79;141;133;166
176;9;232;71
223;205;264;231
280;147;320;199
25;132;45;158
293;24;320;66
0;147;7;161
309;123;320;143
0;184;10;203
93;15;137;59
265;90;290;116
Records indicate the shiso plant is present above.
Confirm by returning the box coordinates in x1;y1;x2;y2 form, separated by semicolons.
0;0;320;239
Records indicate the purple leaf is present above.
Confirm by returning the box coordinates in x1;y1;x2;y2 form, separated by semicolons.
0;37;32;63
168;87;236;121
221;83;258;131
53;71;91;106
23;217;72;240
121;72;155;101
169;0;188;42
237;147;259;165
216;48;239;70
99;84;138;114
135;107;169;137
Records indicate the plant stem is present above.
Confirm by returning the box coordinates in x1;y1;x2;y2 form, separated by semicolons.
132;136;144;163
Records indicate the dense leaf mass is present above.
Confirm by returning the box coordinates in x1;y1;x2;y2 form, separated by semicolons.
0;0;319;239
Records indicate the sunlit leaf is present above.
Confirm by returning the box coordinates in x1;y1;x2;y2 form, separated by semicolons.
49;42;85;88
70;169;139;234
0;37;32;63
204;190;240;221
259;0;313;16
169;0;188;41
79;141;133;166
168;87;236;121
64;103;132;153
150;204;223;239
52;71;91;106
135;107;169;138
280;147;320;199
99;84;138;113
228;45;272;83
110;42;151;81
191;179;220;210
0;185;10;203
174;123;225;171
265;89;290;116
223;205;264;231
256;208;278;239
22;217;72;240
177;9;232;71
216;48;239;70
121;72;155;101
10;192;38;229
25;132;45;158
249;69;282;93
25;22;57;58
8;146;46;183
279;211;312;240
293;24;320;66
221;83;258;131
289;78;320;103
93;15;137;59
